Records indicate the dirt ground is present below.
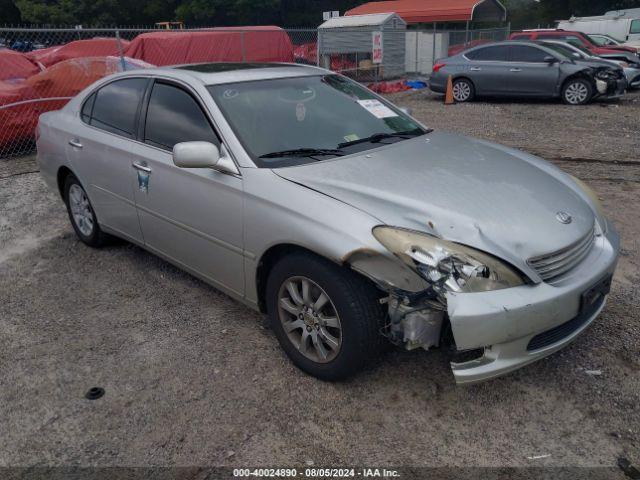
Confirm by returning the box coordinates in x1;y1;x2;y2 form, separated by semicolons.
1;90;639;476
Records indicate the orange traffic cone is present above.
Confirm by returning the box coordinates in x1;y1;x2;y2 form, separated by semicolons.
444;75;455;105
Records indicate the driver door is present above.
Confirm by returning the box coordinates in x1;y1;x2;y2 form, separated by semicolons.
133;80;245;297
505;45;560;95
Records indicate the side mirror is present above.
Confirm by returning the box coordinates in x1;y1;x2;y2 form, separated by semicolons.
173;141;220;169
399;106;413;116
544;55;558;64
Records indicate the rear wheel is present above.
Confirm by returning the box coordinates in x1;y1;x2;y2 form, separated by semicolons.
562;78;593;105
266;252;386;381
63;174;110;247
452;78;475;102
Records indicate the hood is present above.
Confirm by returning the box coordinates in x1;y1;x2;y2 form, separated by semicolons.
274;132;594;275
574;57;623;70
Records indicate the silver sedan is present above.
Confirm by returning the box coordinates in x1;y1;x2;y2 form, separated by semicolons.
37;63;619;384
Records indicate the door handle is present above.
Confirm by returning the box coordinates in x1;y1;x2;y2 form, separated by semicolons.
68;139;83;149
132;162;152;173
469;67;482;71
510;68;522;72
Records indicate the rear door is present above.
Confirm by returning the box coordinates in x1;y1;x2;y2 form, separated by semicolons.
132;79;245;296
505;45;561;95
67;77;149;243
462;45;510;95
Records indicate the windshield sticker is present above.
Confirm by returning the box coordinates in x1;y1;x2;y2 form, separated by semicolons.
357;99;398;119
296;102;306;122
223;89;239;99
343;134;359;142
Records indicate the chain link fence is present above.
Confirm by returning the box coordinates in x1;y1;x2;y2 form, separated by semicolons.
0;25;508;159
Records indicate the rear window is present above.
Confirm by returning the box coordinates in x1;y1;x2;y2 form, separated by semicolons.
86;78;148;138
465;45;510;61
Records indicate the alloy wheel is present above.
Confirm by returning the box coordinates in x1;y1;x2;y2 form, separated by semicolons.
277;276;342;363
68;184;94;237
565;82;589;104
452;81;472;102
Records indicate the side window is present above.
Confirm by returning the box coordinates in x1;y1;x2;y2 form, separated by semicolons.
631;19;640;34
81;92;96;124
510;34;529;40
509;45;550;63
85;78;148;138
144;83;219;151
465;45;509;61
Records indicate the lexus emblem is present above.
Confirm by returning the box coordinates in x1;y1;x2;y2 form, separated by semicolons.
556;211;573;224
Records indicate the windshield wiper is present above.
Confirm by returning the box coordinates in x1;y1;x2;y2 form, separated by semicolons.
259;148;345;159
338;128;429;149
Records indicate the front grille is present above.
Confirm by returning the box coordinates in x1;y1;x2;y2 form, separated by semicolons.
527;294;605;351
527;226;595;283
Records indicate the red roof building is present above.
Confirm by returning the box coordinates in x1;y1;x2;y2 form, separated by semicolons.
345;0;506;24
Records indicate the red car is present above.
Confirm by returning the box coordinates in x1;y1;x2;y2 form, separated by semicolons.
509;29;637;56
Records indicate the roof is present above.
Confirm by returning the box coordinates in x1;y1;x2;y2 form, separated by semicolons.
154;63;326;85
319;12;405;28
345;0;506;24
605;8;640;18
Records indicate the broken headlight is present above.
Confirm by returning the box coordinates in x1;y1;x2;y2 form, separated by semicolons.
373;227;524;294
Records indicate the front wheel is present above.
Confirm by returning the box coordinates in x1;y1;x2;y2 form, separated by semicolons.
266;252;386;381
562;78;593;105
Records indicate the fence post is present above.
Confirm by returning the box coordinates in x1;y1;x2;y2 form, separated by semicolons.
115;29;126;71
241;30;246;61
432;22;436;72
414;30;418;74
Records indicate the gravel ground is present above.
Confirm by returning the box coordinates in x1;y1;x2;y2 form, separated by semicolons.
1;91;639;475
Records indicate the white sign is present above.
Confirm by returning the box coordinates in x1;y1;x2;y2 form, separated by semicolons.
357;99;398;119
372;31;383;64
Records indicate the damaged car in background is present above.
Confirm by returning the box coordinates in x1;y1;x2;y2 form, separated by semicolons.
429;40;627;104
539;39;640;90
36;63;620;384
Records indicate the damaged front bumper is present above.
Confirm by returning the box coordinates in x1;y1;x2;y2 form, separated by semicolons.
352;222;619;384
595;76;627;97
447;224;619;384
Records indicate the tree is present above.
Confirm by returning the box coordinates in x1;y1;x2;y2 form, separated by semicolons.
0;0;22;24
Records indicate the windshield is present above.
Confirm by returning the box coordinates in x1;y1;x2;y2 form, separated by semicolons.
570;42;595;56
541;43;578;59
208;75;425;167
588;34;620;46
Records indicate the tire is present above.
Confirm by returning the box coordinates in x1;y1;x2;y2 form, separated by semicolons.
266;252;386;381
452;78;475;102
562;78;593;105
63;174;110;247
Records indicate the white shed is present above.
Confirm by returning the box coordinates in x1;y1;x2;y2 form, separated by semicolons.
318;13;407;79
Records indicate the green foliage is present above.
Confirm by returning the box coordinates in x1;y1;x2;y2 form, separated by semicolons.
0;0;22;24
4;0;640;27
